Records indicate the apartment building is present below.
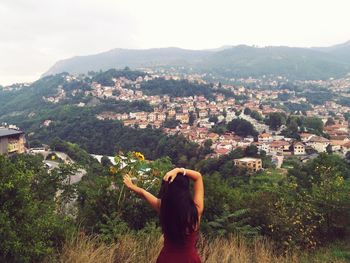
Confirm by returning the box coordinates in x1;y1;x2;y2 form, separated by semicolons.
0;128;25;155
234;157;262;172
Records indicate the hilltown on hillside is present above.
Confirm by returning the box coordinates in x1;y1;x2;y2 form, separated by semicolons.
89;73;350;168
4;70;350;171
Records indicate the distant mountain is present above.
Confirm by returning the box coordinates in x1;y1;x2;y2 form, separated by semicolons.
313;41;350;63
312;40;350;52
199;45;350;80
44;48;212;76
44;41;350;80
329;41;350;63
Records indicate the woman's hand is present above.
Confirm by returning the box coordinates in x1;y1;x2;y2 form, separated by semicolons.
123;174;137;191
122;174;160;212
163;168;181;183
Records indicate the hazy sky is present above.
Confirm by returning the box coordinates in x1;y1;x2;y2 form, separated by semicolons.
1;0;350;85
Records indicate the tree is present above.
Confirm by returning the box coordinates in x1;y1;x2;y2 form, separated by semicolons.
227;118;258;137
250;110;263;121
278;92;291;101
206;208;260;237
325;117;335;126
288;119;299;134
289;153;350;189
162;118;180;129
305;117;324;134
265;112;286;130
282;118;299;138
0;155;74;262
203;139;213;155
326;144;333;154
209;123;227;135
346;151;350;163
245;145;258;157
112;90;120;96
140;78;216;100
328;111;336;117
189;111;196;126
244;108;252;115
208;115;219;124
101;155;112;167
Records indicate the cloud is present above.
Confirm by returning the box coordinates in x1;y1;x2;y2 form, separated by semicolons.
0;0;350;85
0;0;140;85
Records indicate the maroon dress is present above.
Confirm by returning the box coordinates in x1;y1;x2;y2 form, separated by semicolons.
156;231;201;263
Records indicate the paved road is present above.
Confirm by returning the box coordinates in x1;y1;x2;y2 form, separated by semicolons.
43;160;86;184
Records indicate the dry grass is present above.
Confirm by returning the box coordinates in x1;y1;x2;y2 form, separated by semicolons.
58;233;162;263
198;236;299;263
57;233;347;263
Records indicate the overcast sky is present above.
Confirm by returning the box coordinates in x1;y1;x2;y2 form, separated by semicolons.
1;0;350;85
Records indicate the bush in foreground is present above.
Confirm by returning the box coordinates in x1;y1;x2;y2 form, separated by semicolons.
0;155;75;263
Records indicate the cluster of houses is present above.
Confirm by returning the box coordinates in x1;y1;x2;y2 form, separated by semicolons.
42;86;66;103
165;122;350;170
30;71;350;172
88;74;350;171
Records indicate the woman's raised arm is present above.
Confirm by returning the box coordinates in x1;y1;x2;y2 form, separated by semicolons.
123;174;161;213
183;168;204;216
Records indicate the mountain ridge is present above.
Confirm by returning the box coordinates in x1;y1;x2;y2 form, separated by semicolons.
43;41;350;80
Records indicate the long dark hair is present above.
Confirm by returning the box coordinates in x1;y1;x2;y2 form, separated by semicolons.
158;172;198;244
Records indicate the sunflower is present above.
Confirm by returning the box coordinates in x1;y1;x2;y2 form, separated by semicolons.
133;152;145;161
109;166;117;174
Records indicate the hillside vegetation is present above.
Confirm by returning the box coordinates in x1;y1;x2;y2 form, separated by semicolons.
1;146;350;262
